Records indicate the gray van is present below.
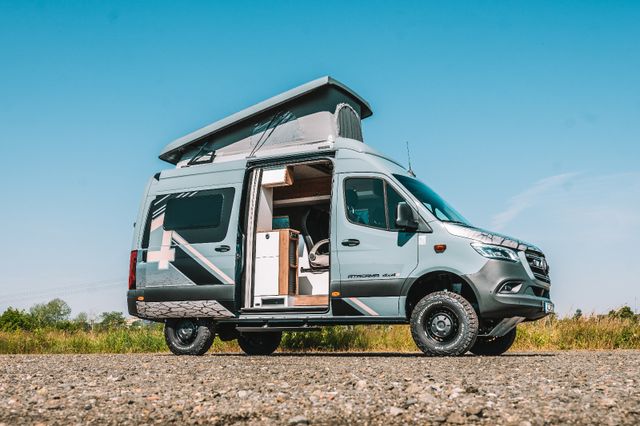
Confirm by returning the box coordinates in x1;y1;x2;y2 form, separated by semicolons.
128;77;553;356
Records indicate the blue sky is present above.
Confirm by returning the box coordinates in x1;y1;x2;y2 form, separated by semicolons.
1;1;638;317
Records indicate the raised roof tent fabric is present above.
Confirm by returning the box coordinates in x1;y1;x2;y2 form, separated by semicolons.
159;76;372;164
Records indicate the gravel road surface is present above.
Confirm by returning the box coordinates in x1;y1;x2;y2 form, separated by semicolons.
1;351;639;425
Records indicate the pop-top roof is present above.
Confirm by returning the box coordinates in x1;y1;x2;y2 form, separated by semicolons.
159;76;373;164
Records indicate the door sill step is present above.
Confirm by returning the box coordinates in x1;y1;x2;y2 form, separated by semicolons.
241;306;328;313
236;326;321;333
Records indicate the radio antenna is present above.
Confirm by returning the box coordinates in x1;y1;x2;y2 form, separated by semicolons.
406;141;416;177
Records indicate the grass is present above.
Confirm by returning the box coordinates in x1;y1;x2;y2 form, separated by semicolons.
0;316;638;354
513;315;640;350
0;328;168;354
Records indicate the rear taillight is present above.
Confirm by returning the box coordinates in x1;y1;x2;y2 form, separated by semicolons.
128;250;138;290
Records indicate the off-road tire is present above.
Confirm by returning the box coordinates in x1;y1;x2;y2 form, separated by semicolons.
237;331;282;355
410;291;478;356
164;318;215;356
470;326;517;356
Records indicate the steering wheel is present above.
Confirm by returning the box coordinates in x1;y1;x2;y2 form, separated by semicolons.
308;239;330;269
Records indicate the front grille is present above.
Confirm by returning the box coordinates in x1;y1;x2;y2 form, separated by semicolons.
525;250;551;283
526;286;550;298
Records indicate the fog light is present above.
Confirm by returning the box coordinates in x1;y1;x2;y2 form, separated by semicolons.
499;282;523;294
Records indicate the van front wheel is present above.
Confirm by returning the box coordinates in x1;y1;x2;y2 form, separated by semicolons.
164;318;215;356
410;291;478;356
237;331;282;355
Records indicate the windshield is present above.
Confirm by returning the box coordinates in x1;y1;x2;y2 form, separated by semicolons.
393;174;471;225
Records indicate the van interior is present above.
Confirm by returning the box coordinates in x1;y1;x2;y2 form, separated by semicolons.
243;160;332;310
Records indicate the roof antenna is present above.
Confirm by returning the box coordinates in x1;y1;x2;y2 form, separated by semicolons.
406;141;416;177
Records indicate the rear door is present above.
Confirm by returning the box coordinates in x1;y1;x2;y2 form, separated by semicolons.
139;166;245;288
334;174;418;317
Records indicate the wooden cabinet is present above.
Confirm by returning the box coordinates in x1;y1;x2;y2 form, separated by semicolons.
278;229;299;295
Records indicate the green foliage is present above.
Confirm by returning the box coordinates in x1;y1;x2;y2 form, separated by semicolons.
608;305;637;320
0;300;639;354
281;325;419;352
282;326;366;351
73;312;92;332
97;311;126;331
0;308;35;331
513;314;640;351
29;298;71;328
0;328;167;354
2;315;637;354
0;299;137;332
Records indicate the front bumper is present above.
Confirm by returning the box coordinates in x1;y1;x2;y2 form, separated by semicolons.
464;257;553;320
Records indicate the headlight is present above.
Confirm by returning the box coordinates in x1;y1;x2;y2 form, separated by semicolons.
471;242;519;262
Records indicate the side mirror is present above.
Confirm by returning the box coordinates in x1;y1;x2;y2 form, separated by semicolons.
396;202;418;230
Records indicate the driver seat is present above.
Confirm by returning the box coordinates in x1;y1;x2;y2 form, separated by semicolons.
300;207;330;269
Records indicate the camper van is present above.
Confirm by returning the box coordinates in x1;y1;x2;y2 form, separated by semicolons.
127;77;553;356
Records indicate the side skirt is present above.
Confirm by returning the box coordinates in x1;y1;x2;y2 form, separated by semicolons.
220;316;408;326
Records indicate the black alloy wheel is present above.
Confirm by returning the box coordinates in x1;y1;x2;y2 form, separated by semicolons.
164;318;215;356
426;307;460;343
410;291;479;356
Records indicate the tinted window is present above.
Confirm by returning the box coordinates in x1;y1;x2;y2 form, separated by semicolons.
344;178;387;229
153;188;235;244
386;184;406;231
164;195;222;230
393;174;469;225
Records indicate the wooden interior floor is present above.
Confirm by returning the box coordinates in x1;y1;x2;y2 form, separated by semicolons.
291;295;329;306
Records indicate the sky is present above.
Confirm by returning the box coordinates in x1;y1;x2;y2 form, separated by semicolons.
0;1;639;317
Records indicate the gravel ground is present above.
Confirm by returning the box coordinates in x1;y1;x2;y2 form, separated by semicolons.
1;351;639;425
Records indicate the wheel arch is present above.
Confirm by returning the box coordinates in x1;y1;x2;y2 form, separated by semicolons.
402;270;481;319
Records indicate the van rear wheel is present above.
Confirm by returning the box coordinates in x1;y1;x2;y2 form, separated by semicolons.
164;318;215;356
470;327;517;356
237;331;282;355
410;291;478;356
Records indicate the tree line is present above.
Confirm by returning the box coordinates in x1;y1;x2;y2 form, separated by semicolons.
0;298;151;332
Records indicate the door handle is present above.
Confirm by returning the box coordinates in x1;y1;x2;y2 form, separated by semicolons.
215;245;231;252
341;239;360;247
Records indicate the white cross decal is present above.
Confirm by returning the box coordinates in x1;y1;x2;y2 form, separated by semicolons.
147;230;175;270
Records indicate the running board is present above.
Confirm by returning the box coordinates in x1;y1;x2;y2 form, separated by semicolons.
241;306;327;313
483;317;525;338
236;326;321;333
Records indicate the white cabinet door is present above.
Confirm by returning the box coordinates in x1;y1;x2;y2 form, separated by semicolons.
253;257;280;296
255;231;279;258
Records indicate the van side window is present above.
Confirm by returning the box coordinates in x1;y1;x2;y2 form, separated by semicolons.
164;195;223;230
144;188;235;245
344;178;387;229
386;184;405;231
344;178;411;231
